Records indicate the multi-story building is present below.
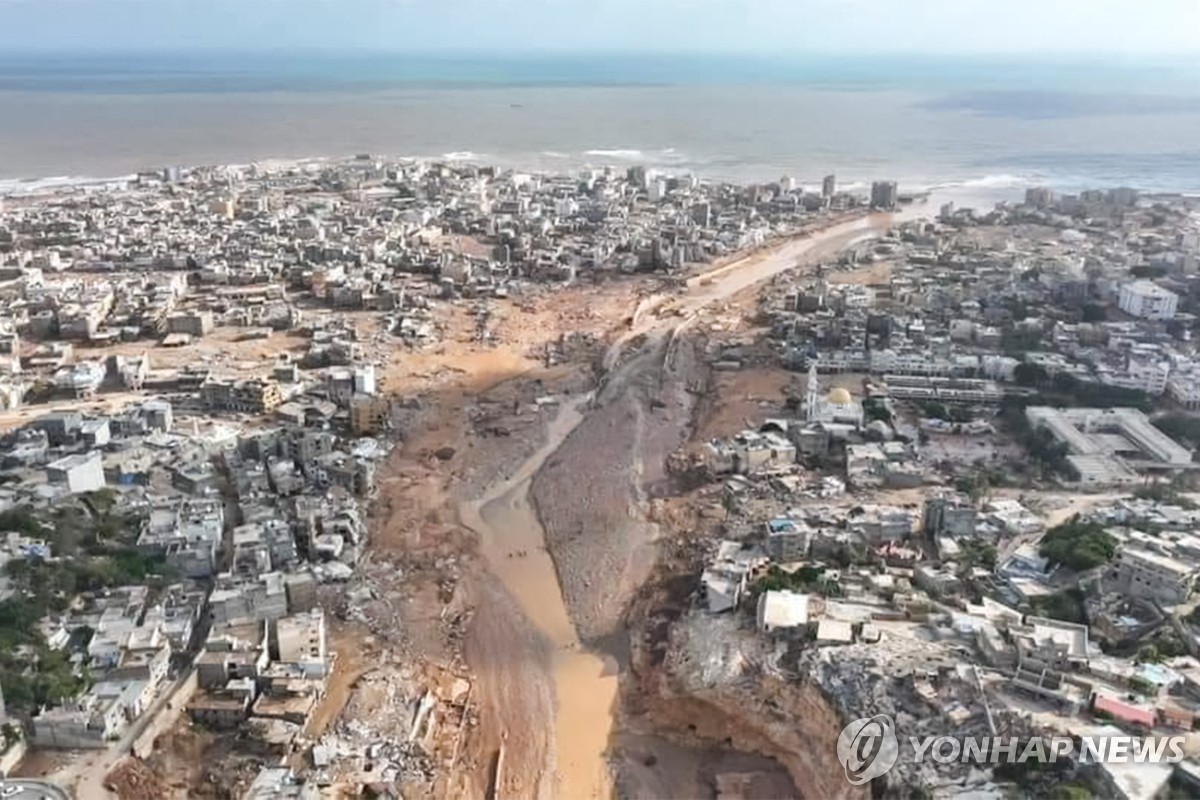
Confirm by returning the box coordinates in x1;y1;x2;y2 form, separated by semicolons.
201;378;284;414
1119;280;1178;320
141;399;174;432
349;395;390;435
53;361;105;398
195;624;270;690
1026;406;1193;485
138;497;224;578
1024;187;1055;208
922;495;977;538
1111;548;1197;605
1168;374;1200;410
1097;358;1170;396
764;518;810;562
166;310;214;338
870;181;898;210
849;505;914;544
209;573;290;627
822;174;837;198
272;609;328;679
1109;187;1139;207
32;694;125;749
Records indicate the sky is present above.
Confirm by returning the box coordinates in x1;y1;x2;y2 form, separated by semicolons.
0;0;1198;56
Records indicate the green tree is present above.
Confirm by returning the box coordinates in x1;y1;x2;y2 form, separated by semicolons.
948;406;974;423
1154;414;1200;449
1003;328;1043;355
1014;362;1049;387
1051;372;1079;394
1136;644;1163;664
1029;588;1088;624
1049;784;1093;800
1040;517;1116;571
923;401;950;421
0;506;44;538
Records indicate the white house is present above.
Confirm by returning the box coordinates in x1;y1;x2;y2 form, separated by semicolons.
756;590;810;633
45;450;106;494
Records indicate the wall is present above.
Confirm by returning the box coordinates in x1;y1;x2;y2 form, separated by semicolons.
0;736;28;776
31;724;107;750
131;670;198;760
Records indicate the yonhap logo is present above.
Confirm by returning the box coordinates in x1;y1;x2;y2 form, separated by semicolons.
837;714;899;785
835;719;1185;786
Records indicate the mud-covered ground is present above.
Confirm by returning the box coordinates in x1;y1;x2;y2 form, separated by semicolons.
531;332;706;643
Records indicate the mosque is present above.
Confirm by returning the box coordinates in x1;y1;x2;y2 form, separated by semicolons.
804;364;864;428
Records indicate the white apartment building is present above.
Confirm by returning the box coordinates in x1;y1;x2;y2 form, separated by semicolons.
1119;280;1178;320
1169;374;1200;410
1097;359;1170;396
842;286;874;309
1133;360;1171;395
812;350;869;373
1112;548;1196;605
869;349;956;376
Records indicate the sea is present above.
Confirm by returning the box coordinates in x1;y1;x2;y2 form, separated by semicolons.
2;52;1200;206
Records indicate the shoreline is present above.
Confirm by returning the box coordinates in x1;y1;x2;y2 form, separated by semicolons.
3;155;1196;206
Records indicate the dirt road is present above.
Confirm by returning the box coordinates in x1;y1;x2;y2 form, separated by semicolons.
680;214;888;309
604;213;887;371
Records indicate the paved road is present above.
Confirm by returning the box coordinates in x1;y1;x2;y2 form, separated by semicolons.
0;779;71;800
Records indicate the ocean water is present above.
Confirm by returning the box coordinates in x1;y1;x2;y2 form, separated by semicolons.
2;53;1200;200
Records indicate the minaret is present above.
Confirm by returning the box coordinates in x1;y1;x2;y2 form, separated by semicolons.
806;363;821;423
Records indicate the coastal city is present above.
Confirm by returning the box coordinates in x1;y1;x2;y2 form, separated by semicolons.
0;155;1198;800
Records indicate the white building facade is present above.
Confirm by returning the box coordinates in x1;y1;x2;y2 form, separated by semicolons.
1119;281;1178;320
45;451;106;494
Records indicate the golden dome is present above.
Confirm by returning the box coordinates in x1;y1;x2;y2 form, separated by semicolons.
827;387;853;405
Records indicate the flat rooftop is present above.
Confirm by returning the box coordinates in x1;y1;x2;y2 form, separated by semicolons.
1026;406;1194;482
46;450;101;470
1121;547;1195;577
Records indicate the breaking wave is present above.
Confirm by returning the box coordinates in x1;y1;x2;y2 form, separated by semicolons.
0;173;138;196
583;148;691;167
923;173;1037;192
584;149;646;160
961;173;1034;189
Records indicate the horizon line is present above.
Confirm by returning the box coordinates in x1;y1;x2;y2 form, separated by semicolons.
1;47;1199;61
